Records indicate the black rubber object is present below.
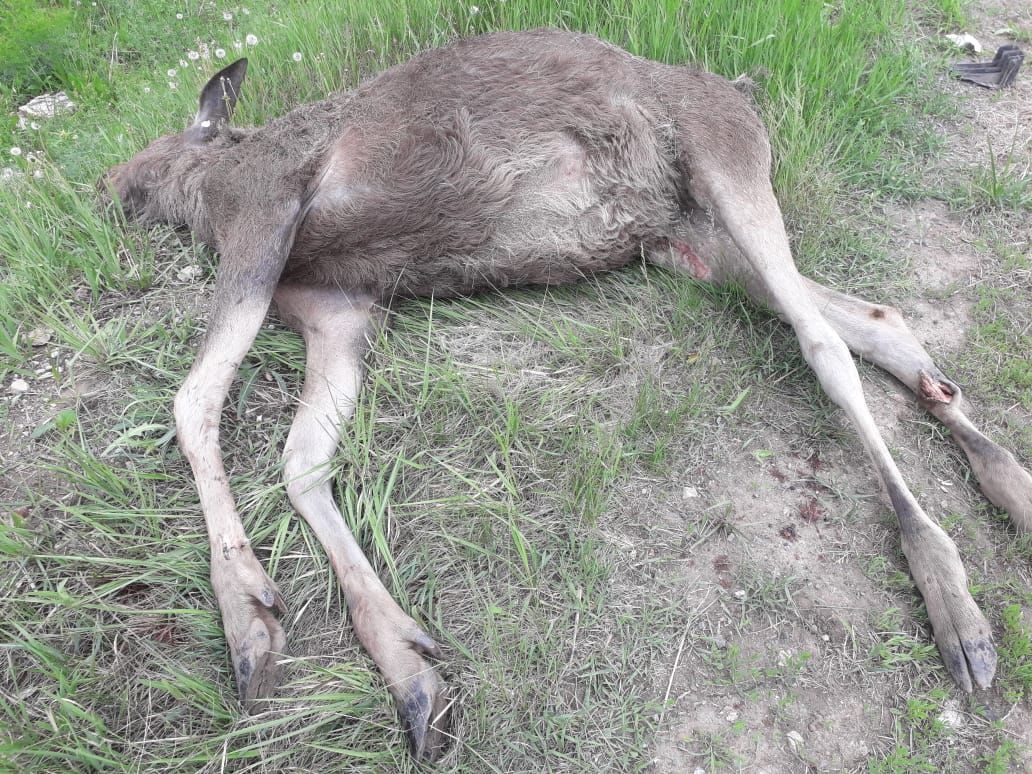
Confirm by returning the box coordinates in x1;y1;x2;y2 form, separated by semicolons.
952;44;1024;89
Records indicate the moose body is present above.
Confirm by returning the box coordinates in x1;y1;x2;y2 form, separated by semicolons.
105;28;1032;761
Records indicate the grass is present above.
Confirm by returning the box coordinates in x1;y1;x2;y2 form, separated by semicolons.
1;0;1031;771
953;143;1032;213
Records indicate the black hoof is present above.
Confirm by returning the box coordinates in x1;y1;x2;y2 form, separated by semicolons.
399;676;451;761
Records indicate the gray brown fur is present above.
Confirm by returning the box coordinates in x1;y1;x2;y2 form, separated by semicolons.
106;29;764;298
104;27;1032;762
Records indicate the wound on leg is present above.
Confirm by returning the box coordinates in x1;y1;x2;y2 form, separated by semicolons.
919;370;955;404
670;239;712;281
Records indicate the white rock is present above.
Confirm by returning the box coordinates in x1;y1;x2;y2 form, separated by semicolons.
945;33;982;53
28;327;52;346
177;264;203;281
17;92;76;128
10;378;29;394
938;707;965;731
733;589;747;600
683;485;699;499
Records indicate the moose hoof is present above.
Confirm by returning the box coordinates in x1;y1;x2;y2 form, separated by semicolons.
903;528;996;692
381;626;451;761
397;660;450;761
210;545;288;706
232;601;288;707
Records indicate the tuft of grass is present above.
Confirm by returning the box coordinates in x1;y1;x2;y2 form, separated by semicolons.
869;608;940;672
954;144;1032;213
997;604;1032;703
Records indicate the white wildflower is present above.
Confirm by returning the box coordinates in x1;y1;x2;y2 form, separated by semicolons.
179;59;188;68
242;7;249;14
167;68;177;77
30;121;40;130
188;50;200;60
470;4;480;13
233;40;243;51
10;147;22;157
175;12;183;19
245;33;258;45
215;48;227;59
292;51;302;62
143;86;151;93
33;169;43;179
168;81;177;90
223;11;233;20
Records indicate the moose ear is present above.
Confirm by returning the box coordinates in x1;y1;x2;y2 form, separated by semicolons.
188;59;248;143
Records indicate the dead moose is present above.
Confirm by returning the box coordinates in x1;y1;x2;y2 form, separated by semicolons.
103;28;1032;760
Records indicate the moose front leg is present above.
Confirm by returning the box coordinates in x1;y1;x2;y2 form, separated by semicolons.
175;297;288;705
274;283;450;761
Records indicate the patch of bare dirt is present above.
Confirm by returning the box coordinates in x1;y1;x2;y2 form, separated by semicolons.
883;199;979;351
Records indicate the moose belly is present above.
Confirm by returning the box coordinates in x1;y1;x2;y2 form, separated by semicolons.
285;137;671;298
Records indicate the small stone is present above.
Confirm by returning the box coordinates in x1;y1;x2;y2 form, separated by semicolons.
683;485;699;499
177;264;202;282
10;378;29;394
938;707;965;731
28;327;52;346
733;589;747;600
725;709;739;722
821;634;830;642
944;33;982;53
17;91;76;124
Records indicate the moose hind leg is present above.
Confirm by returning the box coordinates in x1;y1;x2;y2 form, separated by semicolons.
274;283;450;761
683;125;995;688
802;279;1032;533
